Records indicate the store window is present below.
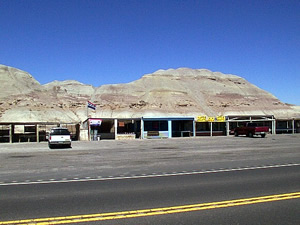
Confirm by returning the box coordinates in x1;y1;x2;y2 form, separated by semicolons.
144;121;168;131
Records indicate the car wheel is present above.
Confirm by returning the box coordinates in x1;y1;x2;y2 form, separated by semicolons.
249;132;254;138
261;134;266;138
234;132;238;137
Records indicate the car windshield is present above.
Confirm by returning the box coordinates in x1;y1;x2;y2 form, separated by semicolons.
51;129;70;135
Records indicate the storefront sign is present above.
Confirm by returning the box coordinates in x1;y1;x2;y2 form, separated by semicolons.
197;116;226;122
197;116;207;122
216;116;226;122
207;117;215;122
14;125;24;134
89;119;102;126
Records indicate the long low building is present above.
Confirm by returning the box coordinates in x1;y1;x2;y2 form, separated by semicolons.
79;114;300;141
0;114;299;143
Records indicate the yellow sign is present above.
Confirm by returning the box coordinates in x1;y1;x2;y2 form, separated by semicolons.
207;117;215;122
197;116;207;122
196;116;226;122
217;116;226;122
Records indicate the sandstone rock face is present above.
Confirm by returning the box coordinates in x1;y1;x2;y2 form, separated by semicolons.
92;68;297;119
0;64;298;123
0;65;42;98
44;80;95;98
0;64;91;123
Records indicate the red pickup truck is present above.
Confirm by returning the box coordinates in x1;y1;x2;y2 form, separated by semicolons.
234;123;269;138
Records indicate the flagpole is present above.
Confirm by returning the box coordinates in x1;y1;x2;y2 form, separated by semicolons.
87;101;90;141
87;102;89;118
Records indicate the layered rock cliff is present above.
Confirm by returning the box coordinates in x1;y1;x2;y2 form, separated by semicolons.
0;64;298;123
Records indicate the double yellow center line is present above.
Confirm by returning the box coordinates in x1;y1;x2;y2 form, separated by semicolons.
1;192;299;225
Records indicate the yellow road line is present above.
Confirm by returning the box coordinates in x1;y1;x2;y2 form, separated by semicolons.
1;192;299;225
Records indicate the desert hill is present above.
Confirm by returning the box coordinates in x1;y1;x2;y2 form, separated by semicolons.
0;65;42;98
0;64;298;123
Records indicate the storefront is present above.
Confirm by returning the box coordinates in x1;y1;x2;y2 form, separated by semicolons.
226;115;275;135
116;119;141;140
276;119;300;134
141;117;195;139
195;116;226;136
83;118;141;141
0;122;79;143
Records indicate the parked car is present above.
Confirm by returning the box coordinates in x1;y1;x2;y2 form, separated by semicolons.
48;127;71;148
234;123;269;138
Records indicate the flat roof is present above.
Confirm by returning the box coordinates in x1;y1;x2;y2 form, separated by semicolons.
0;122;78;125
142;116;194;121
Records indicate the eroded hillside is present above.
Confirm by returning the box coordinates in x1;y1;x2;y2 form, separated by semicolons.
0;65;298;122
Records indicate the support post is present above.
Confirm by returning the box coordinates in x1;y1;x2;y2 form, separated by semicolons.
292;119;295;134
210;122;213;137
141;119;144;139
9;124;13;143
272;119;276;135
193;120;196;137
114;119;118;140
88;119;91;141
36;124;39;142
168;120;172;138
226;121;230;136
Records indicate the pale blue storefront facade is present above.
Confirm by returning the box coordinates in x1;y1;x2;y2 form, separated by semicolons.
141;117;196;139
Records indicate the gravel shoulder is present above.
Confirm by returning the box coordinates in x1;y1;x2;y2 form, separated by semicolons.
0;135;299;183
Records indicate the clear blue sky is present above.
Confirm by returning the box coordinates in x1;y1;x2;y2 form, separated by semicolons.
0;0;299;105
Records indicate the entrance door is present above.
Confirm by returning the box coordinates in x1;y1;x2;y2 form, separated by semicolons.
172;120;193;137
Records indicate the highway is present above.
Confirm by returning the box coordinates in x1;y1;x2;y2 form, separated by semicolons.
0;135;299;224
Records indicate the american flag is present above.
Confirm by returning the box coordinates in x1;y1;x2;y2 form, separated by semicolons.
87;101;96;110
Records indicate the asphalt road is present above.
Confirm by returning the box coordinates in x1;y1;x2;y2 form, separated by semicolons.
1;165;299;224
0;135;299;224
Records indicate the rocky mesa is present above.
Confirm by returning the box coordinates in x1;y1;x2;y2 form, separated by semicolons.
0;64;298;123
